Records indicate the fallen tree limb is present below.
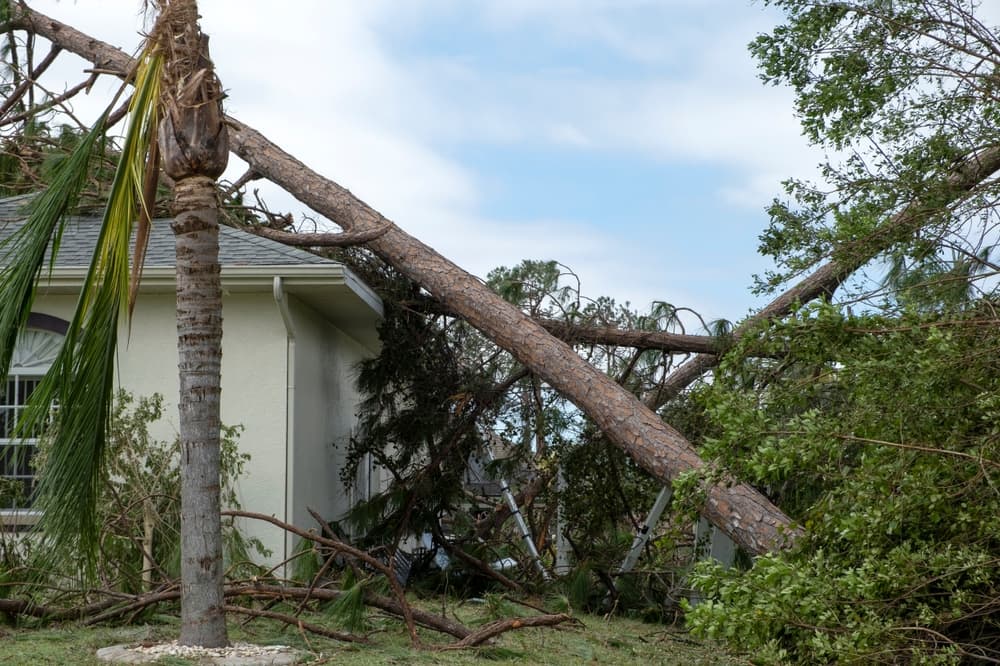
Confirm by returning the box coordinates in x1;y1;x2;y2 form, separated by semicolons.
237;584;472;640
0;42;62;120
0;592;126;622
440;613;578;649
82;587;181;626
535;318;721;354
222;604;369;644
1;581;472;640
226;508;421;646
643;147;1000;410
405;296;726;355
243;223;391;247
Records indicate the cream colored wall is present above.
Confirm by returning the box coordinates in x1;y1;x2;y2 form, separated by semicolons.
30;291;290;566
286;296;371;557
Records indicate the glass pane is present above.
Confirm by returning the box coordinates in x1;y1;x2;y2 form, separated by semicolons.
0;444;13;475
23;476;37;507
0;373;43;511
15;444;34;476
18;377;39;404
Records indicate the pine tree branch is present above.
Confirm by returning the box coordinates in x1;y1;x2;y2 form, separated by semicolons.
440;613;578;649
243;223;391;247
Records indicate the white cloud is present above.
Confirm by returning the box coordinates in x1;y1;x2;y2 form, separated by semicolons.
547;123;591;148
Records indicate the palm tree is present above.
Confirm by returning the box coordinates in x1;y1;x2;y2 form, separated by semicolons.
0;0;229;647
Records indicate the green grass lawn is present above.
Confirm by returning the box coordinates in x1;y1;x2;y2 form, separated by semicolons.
0;599;738;665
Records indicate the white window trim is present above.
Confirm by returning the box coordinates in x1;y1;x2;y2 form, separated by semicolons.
1;324;64;528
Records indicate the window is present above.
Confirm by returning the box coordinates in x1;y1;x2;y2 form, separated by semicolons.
0;322;64;529
0;374;44;508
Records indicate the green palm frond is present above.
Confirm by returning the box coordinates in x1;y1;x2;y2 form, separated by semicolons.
0;120;107;377
16;49;163;569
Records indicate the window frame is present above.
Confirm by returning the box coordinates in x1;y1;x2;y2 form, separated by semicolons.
0;313;67;532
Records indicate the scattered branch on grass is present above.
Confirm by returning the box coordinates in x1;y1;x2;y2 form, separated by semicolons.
224;508;422;647
0;593;123;622
223;604;369;644
439;613;579;649
239;584;472;640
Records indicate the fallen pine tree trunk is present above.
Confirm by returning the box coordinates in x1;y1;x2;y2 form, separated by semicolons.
10;4;796;555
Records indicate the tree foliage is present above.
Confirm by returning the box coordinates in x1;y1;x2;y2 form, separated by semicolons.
684;2;1000;662
3;391;264;599
753;0;1000;294
686;304;1000;663
339;258;705;595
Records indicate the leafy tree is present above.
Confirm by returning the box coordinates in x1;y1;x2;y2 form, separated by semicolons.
25;391;263;595
683;2;1000;662
686;305;1000;663
752;0;1000;295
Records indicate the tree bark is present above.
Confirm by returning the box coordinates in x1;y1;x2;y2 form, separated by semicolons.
7;4;797;555
172;176;226;647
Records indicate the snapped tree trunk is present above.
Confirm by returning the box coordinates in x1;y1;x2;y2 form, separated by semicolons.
155;0;230;648
10;5;797;555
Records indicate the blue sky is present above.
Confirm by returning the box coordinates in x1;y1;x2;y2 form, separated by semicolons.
27;1;825;327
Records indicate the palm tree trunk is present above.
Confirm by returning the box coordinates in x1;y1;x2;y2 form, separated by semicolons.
172;176;226;646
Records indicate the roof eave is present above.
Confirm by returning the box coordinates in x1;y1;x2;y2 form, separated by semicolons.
36;264;384;352
36;264;363;293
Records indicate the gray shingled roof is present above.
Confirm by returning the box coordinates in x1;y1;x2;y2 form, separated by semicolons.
0;194;336;268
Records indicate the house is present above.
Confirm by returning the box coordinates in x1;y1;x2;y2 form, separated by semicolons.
0;195;383;566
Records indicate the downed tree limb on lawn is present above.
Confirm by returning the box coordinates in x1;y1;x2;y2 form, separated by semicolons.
222;604;369;644
225;508;421;646
1;582;470;641
440;613;579;650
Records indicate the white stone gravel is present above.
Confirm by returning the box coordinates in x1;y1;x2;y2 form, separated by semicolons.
96;641;301;665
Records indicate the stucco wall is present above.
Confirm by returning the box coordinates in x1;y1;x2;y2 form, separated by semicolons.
285;295;371;559
30;291;290;565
